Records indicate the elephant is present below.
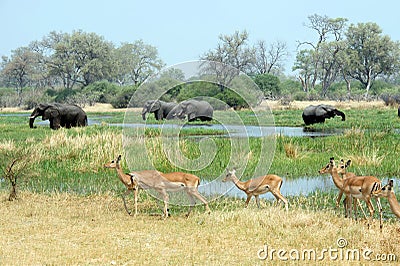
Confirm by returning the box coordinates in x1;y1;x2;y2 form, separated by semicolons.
302;104;345;125
167;100;213;122
29;103;87;130
141;100;177;120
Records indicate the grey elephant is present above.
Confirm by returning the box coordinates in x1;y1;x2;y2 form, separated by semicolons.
302;104;345;125
168;100;213;122
141;100;177;120
29;103;87;130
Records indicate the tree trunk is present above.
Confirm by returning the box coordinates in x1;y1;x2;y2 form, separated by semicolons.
343;74;351;100
365;67;372;97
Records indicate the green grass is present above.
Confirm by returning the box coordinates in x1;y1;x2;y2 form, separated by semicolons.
1;108;399;196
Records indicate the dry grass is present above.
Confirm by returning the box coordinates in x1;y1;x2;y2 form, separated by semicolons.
1;192;399;265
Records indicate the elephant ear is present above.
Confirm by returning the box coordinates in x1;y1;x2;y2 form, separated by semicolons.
150;100;161;111
315;105;328;117
43;107;59;120
183;102;195;113
38;103;50;111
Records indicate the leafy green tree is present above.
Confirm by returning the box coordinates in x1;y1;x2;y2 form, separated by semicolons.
0;47;36;106
253;73;280;98
49;30;113;89
112;40;164;86
345;22;400;96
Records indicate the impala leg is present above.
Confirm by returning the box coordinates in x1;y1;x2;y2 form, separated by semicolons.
271;190;289;211
336;190;343;208
343;197;348;217
375;198;383;230
134;188;138;216
255;195;261;208
189;188;211;214
186;192;196;217
353;198;358;220
162;191;169;219
345;196;352;219
364;198;375;229
357;200;368;220
122;189;133;216
245;195;252;207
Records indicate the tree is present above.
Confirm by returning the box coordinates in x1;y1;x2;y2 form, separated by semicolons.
295;14;348;95
253;73;280;98
345;22;400;96
49;30;114;89
200;30;255;86
112;40;164;86
0;47;36;106
252;40;288;75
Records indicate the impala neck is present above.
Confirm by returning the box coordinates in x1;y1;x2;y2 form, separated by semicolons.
330;167;344;189
230;175;247;192
387;192;400;218
115;163;130;186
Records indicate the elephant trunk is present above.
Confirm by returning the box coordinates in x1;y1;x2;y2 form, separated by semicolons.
141;108;147;120
335;109;346;121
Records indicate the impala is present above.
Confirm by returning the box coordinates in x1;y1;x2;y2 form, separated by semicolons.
105;155;210;218
373;180;400;219
319;158;366;218
319;157;383;229
223;168;288;211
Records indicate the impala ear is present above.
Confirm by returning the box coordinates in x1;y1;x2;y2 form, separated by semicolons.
117;155;122;162
346;160;351;167
389;179;394;189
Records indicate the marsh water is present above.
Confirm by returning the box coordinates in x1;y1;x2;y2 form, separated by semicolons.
197;175;335;200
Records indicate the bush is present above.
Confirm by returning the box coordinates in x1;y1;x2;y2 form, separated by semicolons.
110;86;137;108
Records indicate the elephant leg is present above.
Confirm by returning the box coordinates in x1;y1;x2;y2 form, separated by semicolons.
50;118;61;130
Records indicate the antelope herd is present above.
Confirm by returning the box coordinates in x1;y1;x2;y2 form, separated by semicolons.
105;155;399;228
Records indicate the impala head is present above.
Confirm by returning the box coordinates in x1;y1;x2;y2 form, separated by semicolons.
373;180;394;198
318;157;350;175
222;168;237;182
104;154;122;169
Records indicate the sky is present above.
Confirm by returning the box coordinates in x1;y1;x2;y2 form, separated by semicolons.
1;0;399;75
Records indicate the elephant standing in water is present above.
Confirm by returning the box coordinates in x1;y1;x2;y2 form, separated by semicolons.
167;100;213;122
29;103;87;130
141;100;177;120
302;104;345;125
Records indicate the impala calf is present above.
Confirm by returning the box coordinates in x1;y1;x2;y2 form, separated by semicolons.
223;168;288;211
